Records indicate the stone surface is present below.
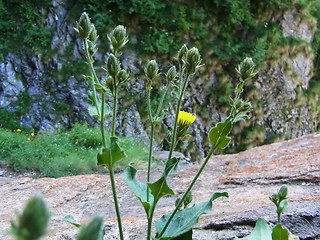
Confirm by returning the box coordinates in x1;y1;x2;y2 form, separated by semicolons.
1;133;320;239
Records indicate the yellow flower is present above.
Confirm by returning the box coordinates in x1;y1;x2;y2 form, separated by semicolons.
17;129;21;132
31;133;35;137
178;111;196;128
27;138;30;141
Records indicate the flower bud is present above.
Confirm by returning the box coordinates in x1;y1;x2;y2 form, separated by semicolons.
166;66;177;82
185;47;202;75
108;25;128;52
106;54;120;77
278;185;288;201
145;60;160;81
177;44;188;66
236;57;257;80
88;24;99;42
117;69;130;84
74;12;92;39
87;40;98;56
10;196;50;240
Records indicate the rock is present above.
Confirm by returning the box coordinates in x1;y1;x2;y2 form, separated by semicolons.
1;133;319;239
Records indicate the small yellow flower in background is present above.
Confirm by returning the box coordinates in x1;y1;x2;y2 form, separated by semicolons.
178;111;196;128
31;133;35;137
27;138;30;141
17;129;21;132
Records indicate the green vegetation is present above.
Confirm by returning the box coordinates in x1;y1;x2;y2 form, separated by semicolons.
2;0;320;154
0;124;149;178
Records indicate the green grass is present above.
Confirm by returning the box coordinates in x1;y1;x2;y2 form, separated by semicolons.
0;124;149;178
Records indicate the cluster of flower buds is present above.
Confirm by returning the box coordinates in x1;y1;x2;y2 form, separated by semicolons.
107;25;129;54
270;185;288;205
74;12;99;62
236;57;257;80
104;53;130;94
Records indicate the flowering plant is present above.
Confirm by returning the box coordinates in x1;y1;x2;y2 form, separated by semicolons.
9;12;258;240
74;12;257;240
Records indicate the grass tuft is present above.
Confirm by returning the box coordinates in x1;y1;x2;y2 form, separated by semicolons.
0;124;149;178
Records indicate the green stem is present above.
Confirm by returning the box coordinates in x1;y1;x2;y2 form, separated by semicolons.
147;203;156;240
108;165;124;240
168;74;189;160
155;83;170;119
147;88;153;202
83;39;100;117
111;87;118;137
100;92;106;147
158;147;215;238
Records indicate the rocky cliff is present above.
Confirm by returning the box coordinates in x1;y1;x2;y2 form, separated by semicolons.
0;0;318;158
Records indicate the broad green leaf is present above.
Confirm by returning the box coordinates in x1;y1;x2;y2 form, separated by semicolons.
88;99;111;119
76;216;104;240
208;119;232;149
88;104;100;119
148;176;174;204
123;164;154;217
246;218;272;240
154;192;228;240
272;224;289;240
97;137;126;167
163;157;180;177
64;215;81;228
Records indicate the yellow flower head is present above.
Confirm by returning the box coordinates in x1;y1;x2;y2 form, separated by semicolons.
27;138;30;141
31;133;35;137
17;129;21;132
178;111;196;128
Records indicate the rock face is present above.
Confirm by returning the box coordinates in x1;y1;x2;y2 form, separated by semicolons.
1;133;319;240
0;1;317;156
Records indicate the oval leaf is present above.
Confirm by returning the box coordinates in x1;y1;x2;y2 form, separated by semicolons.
155;192;228;239
246;218;272;240
123;164;154;217
208;119;232;150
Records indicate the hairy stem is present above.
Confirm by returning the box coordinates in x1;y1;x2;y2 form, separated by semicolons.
147;87;153;202
168;74;189;160
111;86;118;137
108;165;124;240
83;39;100;117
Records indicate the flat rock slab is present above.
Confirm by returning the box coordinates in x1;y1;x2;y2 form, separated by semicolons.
1;133;320;239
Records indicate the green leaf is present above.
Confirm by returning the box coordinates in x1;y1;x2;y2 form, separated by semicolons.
163;157;180;177
246;218;272;240
97;137;126;167
64;215;81;228
272;224;289;240
148;176;174;204
208;119;232;149
88;98;111;119
76;216;104;240
154;192;228;239
123;164;154;217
